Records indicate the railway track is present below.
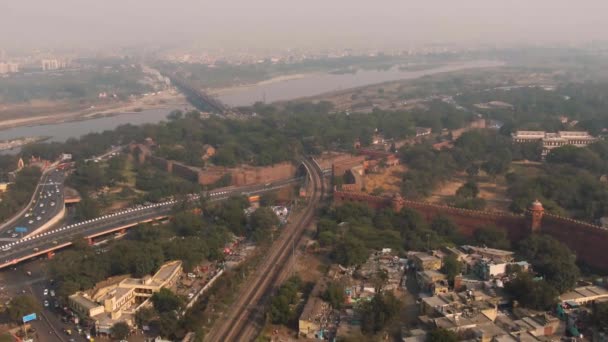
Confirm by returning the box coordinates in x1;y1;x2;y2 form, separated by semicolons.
207;158;323;341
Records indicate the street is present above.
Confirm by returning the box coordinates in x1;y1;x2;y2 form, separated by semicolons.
0;259;88;342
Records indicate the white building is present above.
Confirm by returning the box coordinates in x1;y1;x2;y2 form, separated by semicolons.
511;130;597;157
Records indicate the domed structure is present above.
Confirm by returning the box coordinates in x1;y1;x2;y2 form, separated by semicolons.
528;199;545;233
529;199;544;212
391;193;404;212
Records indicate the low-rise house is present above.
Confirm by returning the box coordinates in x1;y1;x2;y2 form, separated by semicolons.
559;285;608;305
417;270;449;295
461;246;514;264
410;252;442;271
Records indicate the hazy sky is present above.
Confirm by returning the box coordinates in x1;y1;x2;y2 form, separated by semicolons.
2;0;608;51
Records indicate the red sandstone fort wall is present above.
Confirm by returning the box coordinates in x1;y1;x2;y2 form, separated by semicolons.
401;200;529;241
230;162;296;187
333;190;608;273
197;169;227;186
540;214;608;272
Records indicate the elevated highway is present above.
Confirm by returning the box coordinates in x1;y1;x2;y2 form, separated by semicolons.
0;177;303;269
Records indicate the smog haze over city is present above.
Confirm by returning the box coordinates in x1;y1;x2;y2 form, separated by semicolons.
2;0;608;49
3;1;608;342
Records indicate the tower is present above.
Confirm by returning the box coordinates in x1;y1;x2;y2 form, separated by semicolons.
391;193;404;212
528;199;544;233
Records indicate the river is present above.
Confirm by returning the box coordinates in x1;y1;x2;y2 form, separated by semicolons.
216;60;503;106
0;59;502;145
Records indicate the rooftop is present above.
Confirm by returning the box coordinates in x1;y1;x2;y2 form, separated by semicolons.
559;285;608;302
69;293;102;310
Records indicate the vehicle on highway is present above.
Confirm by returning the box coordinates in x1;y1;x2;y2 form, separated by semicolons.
28;220;34;224
50;290;55;297
1;246;10;252
44;300;49;307
39;204;44;207
51;202;55;207
36;216;41;221
44;289;48;296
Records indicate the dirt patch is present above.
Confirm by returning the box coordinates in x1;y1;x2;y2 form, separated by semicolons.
363;164;406;194
294;235;324;284
427;172;510;211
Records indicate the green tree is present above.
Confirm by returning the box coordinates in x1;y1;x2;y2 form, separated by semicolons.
110;322;130;340
360;292;401;334
152;288;183;313
426;328;458;342
592;301;608;331
74;195;100;221
322;282;346;309
473;226;511;250
504;273;558;310
517;235;579;293
441;255;462;284
456;181;479;199
6;295;41;323
135;307;156;327
332;236;368;266
250;207;279;231
269;276;302;325
250;207;280;243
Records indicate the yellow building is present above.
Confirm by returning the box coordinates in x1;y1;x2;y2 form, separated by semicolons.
410;252;442;271
68;261;182;334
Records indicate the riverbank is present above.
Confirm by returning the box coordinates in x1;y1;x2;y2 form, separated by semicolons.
0;90;187;130
0;136;49;152
208;73;310;96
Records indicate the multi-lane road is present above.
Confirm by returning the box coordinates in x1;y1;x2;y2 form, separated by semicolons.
0;168;66;242
207;158;324;342
0;176;303;269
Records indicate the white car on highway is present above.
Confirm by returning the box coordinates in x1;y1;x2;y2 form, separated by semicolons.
43;289;48;296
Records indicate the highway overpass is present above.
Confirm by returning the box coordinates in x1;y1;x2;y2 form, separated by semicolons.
0;176;303;269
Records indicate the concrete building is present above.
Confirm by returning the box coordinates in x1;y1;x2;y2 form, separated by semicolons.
417;270;449;295
511;130;597;157
298;280;339;340
0;62;19;74
460;246;514;263
559;285;608;305
410;252;442;271
69;261;182;333
41;59;68;71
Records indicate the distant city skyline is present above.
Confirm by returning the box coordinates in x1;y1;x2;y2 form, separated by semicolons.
2;0;608;51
